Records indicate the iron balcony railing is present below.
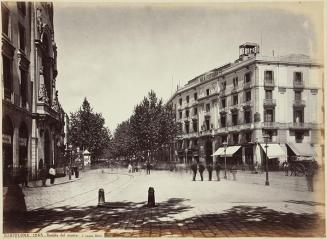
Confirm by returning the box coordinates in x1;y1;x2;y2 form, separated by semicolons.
264;79;275;87
293;80;304;88
263;98;276;106
293;99;306;107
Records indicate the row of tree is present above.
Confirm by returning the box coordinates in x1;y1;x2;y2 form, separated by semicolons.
68;98;112;163
109;90;180;162
67;91;179;164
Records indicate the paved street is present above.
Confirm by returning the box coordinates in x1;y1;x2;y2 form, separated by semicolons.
4;168;325;237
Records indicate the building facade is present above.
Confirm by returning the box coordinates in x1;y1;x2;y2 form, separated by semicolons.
2;2;65;185
168;43;324;169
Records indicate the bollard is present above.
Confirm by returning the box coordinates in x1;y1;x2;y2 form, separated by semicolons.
147;187;155;207
98;188;105;206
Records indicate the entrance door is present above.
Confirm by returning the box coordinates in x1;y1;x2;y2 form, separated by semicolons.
44;130;51;167
205;140;213;164
3;116;13;186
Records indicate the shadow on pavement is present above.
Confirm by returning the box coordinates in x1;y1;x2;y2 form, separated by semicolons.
284;200;325;206
4;201;325;237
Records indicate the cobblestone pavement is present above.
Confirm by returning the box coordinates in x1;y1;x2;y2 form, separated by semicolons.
3;168;325;237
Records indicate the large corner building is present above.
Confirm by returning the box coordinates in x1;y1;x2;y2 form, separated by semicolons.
167;43;324;169
2;2;65;185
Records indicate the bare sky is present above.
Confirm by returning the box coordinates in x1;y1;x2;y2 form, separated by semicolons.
53;2;323;133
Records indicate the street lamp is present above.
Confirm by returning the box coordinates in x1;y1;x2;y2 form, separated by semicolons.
223;141;228;179
263;134;270;186
68;144;73;166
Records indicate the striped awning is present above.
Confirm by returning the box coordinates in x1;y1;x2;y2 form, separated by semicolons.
212;146;241;157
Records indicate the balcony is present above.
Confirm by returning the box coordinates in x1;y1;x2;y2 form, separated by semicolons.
243;81;252;89
288;122;312;130
242;100;252;109
239;123;253;130
264;79;275;88
229;124;240;132
231;85;239;93
293;99;306;107
204;111;211;118
219;89;226;97
293;80;304;89
191;114;198;120
215;127;228;134
182;132;199;139
262;122;280;129
263;99;276;107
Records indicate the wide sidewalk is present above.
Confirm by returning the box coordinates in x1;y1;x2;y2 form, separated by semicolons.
3;168;325;237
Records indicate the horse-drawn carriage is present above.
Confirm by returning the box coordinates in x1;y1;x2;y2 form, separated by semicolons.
282;156;317;176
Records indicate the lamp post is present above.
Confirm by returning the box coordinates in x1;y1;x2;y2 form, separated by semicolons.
263;134;270;186
68;144;73;166
223;141;228;179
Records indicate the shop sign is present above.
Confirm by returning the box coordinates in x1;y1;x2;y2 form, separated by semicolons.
19;138;27;146
2;134;11;144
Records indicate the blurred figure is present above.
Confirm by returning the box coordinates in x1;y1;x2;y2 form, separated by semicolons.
49;165;56;184
207;163;213;181
199;163;205;181
283;161;289;176
146;161;151;175
40;165;48;186
67;165;72;180
214;161;221;181
306;162;317;192
128;163;132;173
190;161;197;181
20;163;28;187
230;165;237;181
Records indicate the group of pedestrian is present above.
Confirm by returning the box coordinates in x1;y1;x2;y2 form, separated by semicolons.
39;163;56;187
191;161;237;181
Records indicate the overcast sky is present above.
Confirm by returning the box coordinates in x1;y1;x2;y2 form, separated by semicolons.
53;2;323;133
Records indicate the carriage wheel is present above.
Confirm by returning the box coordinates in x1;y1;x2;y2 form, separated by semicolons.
295;163;306;177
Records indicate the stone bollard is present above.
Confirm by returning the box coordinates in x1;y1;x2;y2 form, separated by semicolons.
98;188;105;206
147;187;155;207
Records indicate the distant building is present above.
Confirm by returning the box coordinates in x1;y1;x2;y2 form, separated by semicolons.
167;43;324;169
2;2;65;185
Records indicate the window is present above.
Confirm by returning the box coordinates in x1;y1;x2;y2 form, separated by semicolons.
232;112;238;126
2;55;12;100
245;132;252;142
244;72;251;83
221;81;226;91
245;90;251;102
179;111;182;119
264;70;273;83
265;90;272;99
265;109;274;122
294;91;302;101
17;2;26;15
185;109;189;118
233;77;238;88
206;89;210;96
233;94;238;105
244;110;251;123
194;139;198;146
179;98;182;106
193;107;197;115
194;92;197;100
20;70;27;108
185;122;190;134
233;133;239;144
205;119;210;130
295;132;304;143
193;120;198;132
19;24;25;51
220;115;226;127
186;95;189;103
294;109;304;123
294;72;303;84
263;130;273;142
2;4;9;36
221;135;227;144
206;103;210;112
221;98;226;108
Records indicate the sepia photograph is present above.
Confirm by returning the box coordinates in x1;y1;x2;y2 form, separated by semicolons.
1;1;325;237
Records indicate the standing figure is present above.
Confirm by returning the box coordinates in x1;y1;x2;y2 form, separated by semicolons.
199;163;205;181
207;163;213;181
283;161;289;176
146;161;151;175
67;165;72;180
49;165;56;185
40;166;48;186
128;163;132;173
20;164;28;187
306;162;317;192
190;162;197;181
214;162;221;181
230;165;237;181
